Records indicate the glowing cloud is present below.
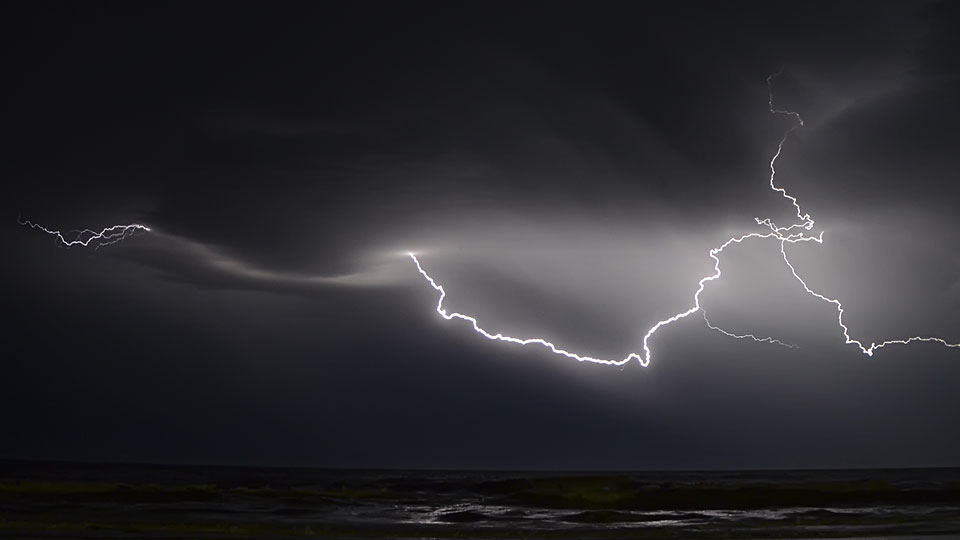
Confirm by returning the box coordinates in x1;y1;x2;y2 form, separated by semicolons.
410;71;960;365
18;71;960;365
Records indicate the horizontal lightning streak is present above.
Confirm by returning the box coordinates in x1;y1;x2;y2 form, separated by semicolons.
18;217;149;250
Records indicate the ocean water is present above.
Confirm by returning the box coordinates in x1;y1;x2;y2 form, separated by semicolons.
0;461;958;538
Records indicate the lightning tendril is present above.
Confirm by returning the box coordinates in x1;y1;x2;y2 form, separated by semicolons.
18;217;149;250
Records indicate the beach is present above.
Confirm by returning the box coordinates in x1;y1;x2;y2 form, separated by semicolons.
2;461;958;538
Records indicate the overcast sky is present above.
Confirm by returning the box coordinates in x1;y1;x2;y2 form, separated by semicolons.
3;1;960;469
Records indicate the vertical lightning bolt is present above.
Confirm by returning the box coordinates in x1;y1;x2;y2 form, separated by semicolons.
18;217;150;249
410;70;960;366
757;71;960;357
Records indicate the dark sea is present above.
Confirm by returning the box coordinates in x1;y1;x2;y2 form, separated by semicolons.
1;461;958;539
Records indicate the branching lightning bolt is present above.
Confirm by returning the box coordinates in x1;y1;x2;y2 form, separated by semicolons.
18;216;149;250
410;70;960;366
17;71;959;364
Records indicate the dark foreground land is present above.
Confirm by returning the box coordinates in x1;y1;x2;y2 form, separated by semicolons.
1;461;958;539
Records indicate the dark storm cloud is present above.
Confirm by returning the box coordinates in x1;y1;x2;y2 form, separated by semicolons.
3;0;960;468
203;113;366;139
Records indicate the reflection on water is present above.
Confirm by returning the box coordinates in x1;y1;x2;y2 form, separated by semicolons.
1;461;959;538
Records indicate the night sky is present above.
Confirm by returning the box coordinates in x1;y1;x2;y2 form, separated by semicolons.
4;1;960;470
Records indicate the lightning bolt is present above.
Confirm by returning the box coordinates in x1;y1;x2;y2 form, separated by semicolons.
780;240;960;356
410;253;638;366
702;312;798;350
410;70;960;365
18;71;959;364
18;217;149;250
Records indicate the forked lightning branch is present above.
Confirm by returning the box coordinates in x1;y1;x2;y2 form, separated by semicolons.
408;72;960;365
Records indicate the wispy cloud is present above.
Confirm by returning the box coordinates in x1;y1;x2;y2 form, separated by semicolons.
113;229;410;294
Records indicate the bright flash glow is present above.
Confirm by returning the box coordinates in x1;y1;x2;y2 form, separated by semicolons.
410;71;960;365
17;72;960;365
18;217;149;249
